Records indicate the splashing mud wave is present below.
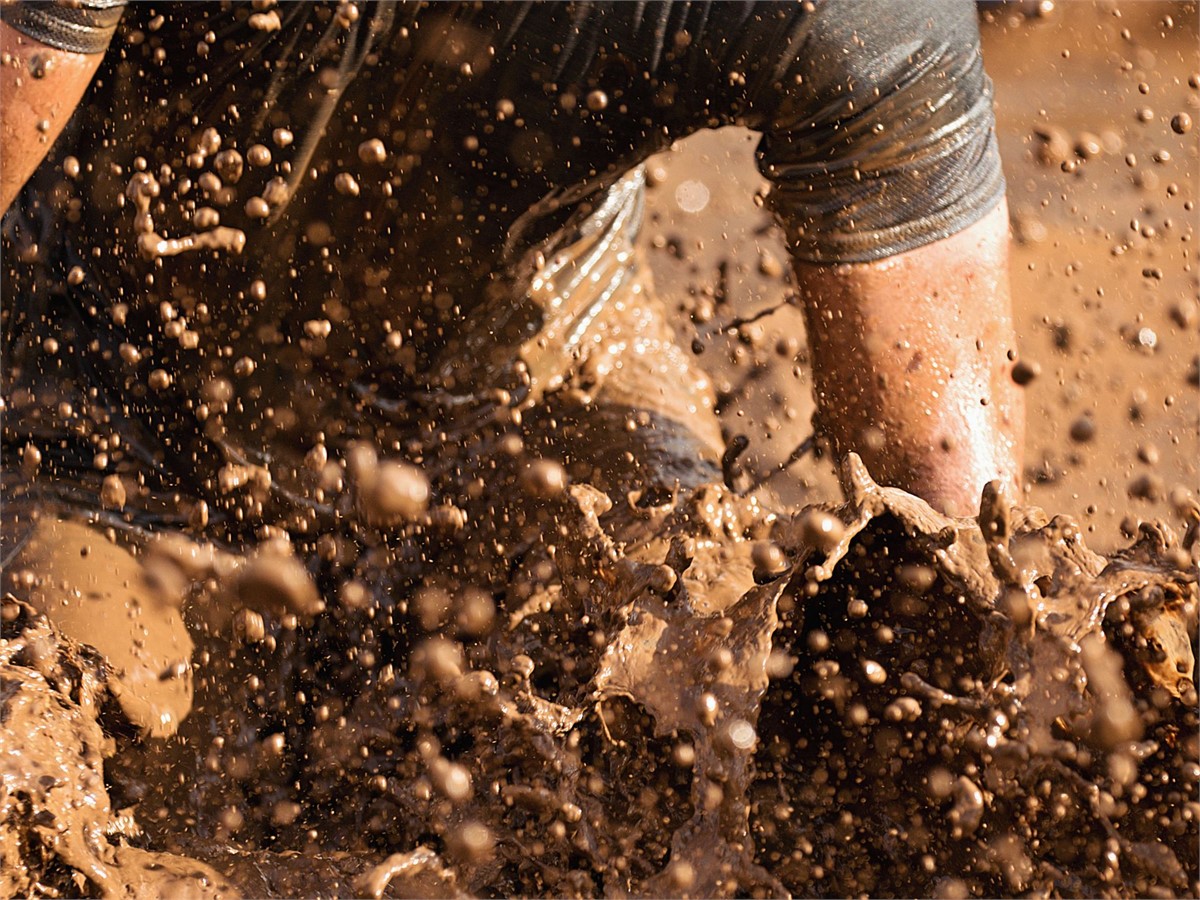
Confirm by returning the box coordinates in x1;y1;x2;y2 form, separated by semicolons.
3;455;1195;898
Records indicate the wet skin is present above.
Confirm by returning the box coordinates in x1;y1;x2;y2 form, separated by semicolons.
793;201;1024;517
0;22;108;210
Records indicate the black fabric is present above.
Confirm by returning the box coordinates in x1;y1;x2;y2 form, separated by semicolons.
755;0;1005;261
6;1;1004;270
0;0;126;55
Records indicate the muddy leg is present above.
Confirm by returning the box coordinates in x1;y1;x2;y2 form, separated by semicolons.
534;265;725;501
792;202;1024;516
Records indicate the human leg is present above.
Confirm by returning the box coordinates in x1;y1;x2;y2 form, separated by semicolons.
790;202;1024;517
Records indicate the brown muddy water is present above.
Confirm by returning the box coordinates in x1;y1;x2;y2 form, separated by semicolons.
2;4;1198;898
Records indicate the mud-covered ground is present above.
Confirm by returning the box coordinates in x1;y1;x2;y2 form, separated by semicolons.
2;4;1198;898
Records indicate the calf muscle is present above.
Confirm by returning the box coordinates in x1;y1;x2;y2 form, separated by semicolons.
791;202;1024;517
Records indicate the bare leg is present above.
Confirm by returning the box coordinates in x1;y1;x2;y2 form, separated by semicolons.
791;202;1024;517
1;22;108;210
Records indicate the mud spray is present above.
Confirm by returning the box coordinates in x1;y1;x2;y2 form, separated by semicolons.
2;455;1196;897
2;4;1198;899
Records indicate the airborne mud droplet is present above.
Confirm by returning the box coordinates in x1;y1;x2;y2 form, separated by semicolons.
519;457;568;499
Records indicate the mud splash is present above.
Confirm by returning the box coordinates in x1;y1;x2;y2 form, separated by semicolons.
0;601;234;898
754;457;1198;898
3;455;1195;898
1;4;1196;897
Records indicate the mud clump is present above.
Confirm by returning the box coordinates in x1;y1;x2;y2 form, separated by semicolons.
0;599;236;898
3;455;1195;898
753;460;1198;898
